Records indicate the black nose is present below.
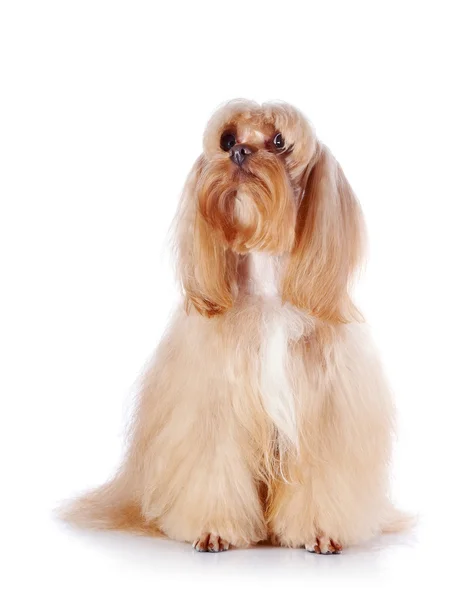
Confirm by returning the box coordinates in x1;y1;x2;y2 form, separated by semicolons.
230;144;253;166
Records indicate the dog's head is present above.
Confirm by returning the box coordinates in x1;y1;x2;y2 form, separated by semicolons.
176;100;364;322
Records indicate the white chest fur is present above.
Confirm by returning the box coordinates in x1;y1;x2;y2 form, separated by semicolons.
247;254;298;445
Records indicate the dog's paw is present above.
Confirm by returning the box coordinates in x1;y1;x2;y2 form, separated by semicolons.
192;533;230;553
305;536;342;555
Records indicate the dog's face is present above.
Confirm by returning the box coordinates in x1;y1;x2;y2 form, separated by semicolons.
177;100;364;323
198;100;316;254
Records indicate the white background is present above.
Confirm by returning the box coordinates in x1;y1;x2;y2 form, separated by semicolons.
1;1;449;598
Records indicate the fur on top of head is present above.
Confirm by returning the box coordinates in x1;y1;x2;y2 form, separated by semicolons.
176;99;365;323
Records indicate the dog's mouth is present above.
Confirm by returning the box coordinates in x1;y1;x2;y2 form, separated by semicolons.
198;152;296;254
226;157;257;183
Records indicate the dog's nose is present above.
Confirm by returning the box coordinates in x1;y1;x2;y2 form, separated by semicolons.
230;144;253;167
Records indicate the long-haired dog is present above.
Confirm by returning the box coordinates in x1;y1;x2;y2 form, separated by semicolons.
62;100;410;554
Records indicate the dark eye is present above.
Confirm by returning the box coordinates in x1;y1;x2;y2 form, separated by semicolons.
273;133;285;150
220;132;236;151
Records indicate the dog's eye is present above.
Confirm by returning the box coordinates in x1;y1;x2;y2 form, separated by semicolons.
220;132;236;151
273;133;285;150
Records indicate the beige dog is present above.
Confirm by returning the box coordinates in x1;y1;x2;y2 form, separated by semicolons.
63;100;410;554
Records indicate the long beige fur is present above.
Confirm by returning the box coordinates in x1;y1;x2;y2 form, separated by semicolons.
61;100;411;553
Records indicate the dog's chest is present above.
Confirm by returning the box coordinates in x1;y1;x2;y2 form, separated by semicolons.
247;254;298;444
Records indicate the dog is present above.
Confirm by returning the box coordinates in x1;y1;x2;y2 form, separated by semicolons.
62;99;410;554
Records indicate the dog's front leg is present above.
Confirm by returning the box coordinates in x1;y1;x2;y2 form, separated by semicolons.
268;323;395;552
151;405;267;551
137;313;268;551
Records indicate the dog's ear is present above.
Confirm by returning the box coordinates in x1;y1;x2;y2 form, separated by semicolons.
175;156;237;318
282;144;365;323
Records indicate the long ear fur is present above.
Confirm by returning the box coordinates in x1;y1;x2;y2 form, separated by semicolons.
282;144;365;323
175;156;237;317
